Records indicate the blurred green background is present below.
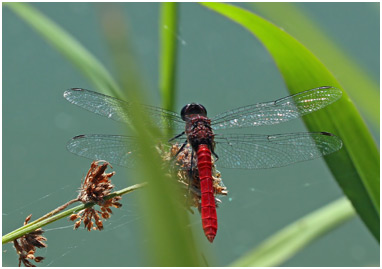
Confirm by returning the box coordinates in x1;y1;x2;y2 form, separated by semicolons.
3;3;379;266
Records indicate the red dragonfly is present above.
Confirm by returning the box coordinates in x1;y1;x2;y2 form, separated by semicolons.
64;86;343;242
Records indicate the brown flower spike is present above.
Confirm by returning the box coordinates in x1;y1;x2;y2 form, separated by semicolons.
161;143;227;211
70;161;122;231
13;214;47;267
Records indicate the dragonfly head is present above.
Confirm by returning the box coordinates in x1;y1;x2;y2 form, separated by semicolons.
181;103;207;121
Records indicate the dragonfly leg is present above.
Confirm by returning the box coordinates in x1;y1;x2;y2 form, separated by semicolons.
168;131;185;142
186;150;196;200
182;149;202;214
169;139;190;175
183;185;202;215
188;149;195;184
211;148;219;162
173;140;188;158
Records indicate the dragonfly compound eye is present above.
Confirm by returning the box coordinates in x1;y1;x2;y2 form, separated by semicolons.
181;103;207;121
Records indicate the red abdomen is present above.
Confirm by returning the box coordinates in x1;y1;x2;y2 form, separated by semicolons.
196;144;217;243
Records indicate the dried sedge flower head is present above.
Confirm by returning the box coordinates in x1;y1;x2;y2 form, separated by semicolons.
161;143;228;212
70;161;122;231
77;160;116;204
13;214;47;267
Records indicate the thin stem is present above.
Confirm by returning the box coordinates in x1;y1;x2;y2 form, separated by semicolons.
159;2;178;113
30;198;80;226
2;183;147;244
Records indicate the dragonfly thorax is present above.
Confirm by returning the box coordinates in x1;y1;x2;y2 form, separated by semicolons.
181;103;207;121
185;116;215;151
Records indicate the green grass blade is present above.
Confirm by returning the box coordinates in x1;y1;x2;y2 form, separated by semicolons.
200;3;379;242
126;107;201;266
250;3;379;129
6;2;121;96
159;3;178;112
230;198;356;266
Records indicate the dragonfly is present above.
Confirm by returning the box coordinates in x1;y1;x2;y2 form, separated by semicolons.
64;86;343;242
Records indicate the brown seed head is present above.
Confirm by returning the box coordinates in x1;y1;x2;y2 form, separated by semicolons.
13;215;47;267
69;161;123;231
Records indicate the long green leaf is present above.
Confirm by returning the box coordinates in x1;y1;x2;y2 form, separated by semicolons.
6;2;121;96
231;198;356;266
200;3;379;242
250;3;379;129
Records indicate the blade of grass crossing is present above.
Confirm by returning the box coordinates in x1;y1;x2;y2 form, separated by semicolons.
6;2;121;96
231;198;356;267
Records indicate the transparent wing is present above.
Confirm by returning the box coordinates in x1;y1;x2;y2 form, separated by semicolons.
214;132;343;169
64;88;185;130
67;134;142;167
211;86;342;130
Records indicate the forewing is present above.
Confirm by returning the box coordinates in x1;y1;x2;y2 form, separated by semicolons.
211;86;342;130
67;134;142;167
214;132;343;169
64;88;184;130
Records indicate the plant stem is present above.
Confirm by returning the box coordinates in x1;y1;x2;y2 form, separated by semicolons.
2;183;147;244
31;198;80;225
